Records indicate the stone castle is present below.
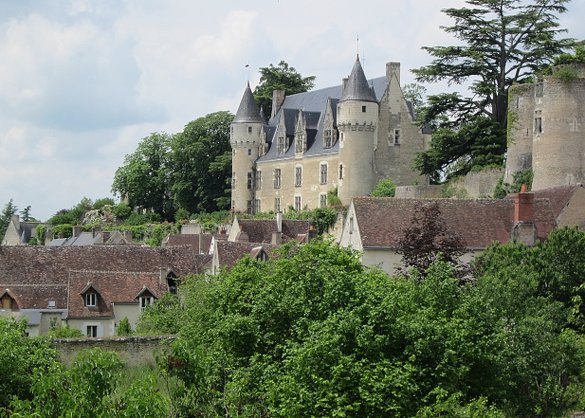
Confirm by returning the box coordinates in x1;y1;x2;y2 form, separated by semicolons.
506;64;585;190
230;56;429;213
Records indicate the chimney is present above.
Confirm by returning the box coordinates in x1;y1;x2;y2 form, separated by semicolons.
342;77;349;91
72;225;82;237
386;62;400;85
511;184;536;245
271;89;286;118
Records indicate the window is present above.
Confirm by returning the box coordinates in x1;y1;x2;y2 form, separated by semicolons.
247;126;252;133
320;193;327;208
86;325;97;338
349;216;354;234
295;166;302;187
255;171;262;190
247;172;253;189
85;293;97;307
294;196;302;211
324;129;333;148
296;132;306;154
320;163;328;184
139;296;154;311
255;199;261;213
274;168;281;189
393;129;401;145
274;197;281;212
247;148;252;156
362;105;367;112
246;200;253;214
277;135;286;154
534;111;542;134
339;164;344;179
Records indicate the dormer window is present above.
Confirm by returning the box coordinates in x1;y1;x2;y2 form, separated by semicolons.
295;131;306;154
277;135;287;154
136;287;156;311
0;290;18;310
324;129;336;148
85;292;97;307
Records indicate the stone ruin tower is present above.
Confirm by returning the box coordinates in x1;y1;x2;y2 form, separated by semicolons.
506;64;585;190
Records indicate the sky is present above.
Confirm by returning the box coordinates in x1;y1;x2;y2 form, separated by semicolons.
0;0;583;221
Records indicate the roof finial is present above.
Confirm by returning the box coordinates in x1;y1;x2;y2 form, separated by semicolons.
356;35;360;58
245;64;250;84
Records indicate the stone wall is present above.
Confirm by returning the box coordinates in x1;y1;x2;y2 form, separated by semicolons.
448;168;503;198
53;335;175;367
395;185;443;199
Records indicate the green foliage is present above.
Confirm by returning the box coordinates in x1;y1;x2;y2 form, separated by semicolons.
35;224;47;245
19;205;35;222
48;324;83;338
51;223;73;238
93;197;115;210
117;317;132;336
552;65;579;82
170;111;234;214
253;61;316;116
174;207;190;223
415;116;506;181
283;207;338;235
493;169;533;198
554;42;585;65
0;198;17;239
112;132;175;221
0;317;58;408
413;0;573;180
112;202;132;220
136;293;183;335
327;187;342;208
371;178;396;197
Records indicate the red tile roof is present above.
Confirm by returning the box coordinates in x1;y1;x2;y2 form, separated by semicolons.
164;233;213;253
215;241;276;270
531;185;583;220
352;197;556;250
237;219;311;243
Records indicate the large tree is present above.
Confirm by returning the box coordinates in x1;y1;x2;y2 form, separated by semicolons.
253;60;315;117
0;199;17;240
413;0;573;180
112;132;174;220
170;111;233;214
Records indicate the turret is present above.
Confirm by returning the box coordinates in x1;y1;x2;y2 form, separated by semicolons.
337;55;379;204
231;83;265;213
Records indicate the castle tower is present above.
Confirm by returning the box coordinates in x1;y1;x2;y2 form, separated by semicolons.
231;83;265;213
337;55;379;204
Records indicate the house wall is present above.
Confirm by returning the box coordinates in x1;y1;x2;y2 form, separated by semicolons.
113;303;142;332
362;249;403;275
67;318;112;338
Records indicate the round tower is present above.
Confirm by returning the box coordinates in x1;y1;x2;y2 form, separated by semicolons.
532;65;585;190
231;83;264;213
337;56;379;205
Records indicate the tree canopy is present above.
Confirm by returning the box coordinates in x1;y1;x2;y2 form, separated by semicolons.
253;60;315;116
0;198;17;239
413;0;573;180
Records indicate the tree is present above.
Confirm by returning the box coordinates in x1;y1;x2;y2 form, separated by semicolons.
397;201;466;275
253;61;315;116
19;205;35;222
413;0;573;180
0;198;17;239
170;111;233;214
112;132;174;221
370;178;396;197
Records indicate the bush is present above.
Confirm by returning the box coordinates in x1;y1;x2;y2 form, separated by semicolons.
117;317;132;336
371;178;396;197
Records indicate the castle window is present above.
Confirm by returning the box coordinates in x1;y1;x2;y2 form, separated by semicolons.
294;196;302;211
274;197;281;212
393;129;401;145
246;200;253;214
320;163;328;184
362;105;367;112
324;129;333;148
274;168;281;189
255;199;261;213
256;171;262;190
247;172;253;189
295;167;303;187
534;111;542;134
295;132;306;154
248;126;252;133
339;164;344;180
247;148;252;156
277;135;287;154
320;193;327;208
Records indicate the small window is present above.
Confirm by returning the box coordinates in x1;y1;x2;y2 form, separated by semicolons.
324;129;333;148
247;126;252;133
320;193;327;208
339;164;344;180
247;172;253;190
247;148;252;156
320;164;328;184
274;197;281;213
534;111;543;134
362;105;366;112
246;200;253;214
349;216;354;234
294;196;302;211
139;296;154;311
85;293;97;307
274;168;281;189
295;167;302;187
86;325;98;338
393;129;401;145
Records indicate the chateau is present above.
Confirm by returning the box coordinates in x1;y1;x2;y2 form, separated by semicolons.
230;56;429;213
506;64;585;190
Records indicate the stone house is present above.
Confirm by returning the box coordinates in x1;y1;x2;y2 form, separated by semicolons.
1;215;42;246
339;192;557;275
0;246;210;336
231;55;429;214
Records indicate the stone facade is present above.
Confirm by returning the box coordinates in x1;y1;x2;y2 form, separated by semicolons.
231;57;429;213
506;64;585;190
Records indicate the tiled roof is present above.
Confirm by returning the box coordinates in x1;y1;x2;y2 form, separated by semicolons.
215;241;276;270
0;246;211;311
531;184;583;219
237;219;311;243
67;270;169;319
164;233;213;254
352;197;556;249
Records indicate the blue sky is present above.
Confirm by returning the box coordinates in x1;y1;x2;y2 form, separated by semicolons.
1;0;583;221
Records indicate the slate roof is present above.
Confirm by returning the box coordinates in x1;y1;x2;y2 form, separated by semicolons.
351;197;556;250
236;219;311;243
0;246;211;311
234;83;264;123
340;56;378;103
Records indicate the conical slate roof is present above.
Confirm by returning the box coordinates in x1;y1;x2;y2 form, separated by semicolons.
340;55;377;103
234;83;264;123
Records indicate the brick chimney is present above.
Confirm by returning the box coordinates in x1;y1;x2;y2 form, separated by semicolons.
271;90;285;118
511;184;536;245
